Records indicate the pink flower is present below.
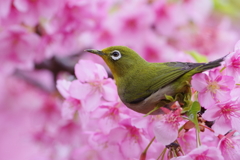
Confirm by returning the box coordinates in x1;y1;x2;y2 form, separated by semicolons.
102;1;155;48
13;0;62;26
56;79;71;99
154;109;182;145
191;69;235;108
115;1;154;36
69;60;117;111
91;102;130;134
218;131;240;160
0;25;40;75
57;79;81;120
171;145;224;160
202;100;240;134
86;132;125;160
178;129;218;155
61;97;81;120
109;119;149;159
225;48;240;83
231;87;240;102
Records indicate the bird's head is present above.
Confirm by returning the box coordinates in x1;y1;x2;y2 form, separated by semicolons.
85;46;147;78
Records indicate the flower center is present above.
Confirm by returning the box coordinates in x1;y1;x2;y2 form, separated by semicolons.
207;81;219;93
165;112;182;128
224;138;235;149
221;104;240;120
232;57;240;68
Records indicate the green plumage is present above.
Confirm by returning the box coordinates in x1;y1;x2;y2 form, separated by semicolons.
85;46;225;114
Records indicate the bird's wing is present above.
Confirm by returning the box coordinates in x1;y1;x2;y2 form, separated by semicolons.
126;62;202;104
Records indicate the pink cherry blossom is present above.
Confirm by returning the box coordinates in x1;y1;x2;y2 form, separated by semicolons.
87;132;125;160
61;97;81;120
91;102;130;134
109;119;149;159
202;100;240;134
218;131;240;160
56;79;72;99
0;74;67;160
225;48;240;82
154;109;183;145
13;0;62;26
41;0;110;56
0;25;41;75
191;69;235;108
57;79;82;120
231;87;240;101
114;1;154;36
69;60;117;111
178;129;218;155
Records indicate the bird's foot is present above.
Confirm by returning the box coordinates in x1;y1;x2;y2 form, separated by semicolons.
165;93;183;103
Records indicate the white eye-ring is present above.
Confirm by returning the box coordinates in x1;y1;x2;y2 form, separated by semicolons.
110;50;121;60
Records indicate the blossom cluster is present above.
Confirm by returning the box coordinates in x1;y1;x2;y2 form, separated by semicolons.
0;0;238;76
56;42;240;159
1;0;240;160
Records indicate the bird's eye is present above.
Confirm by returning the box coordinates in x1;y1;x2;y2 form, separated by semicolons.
110;50;121;60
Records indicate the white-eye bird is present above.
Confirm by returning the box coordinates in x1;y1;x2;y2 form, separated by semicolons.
85;46;225;115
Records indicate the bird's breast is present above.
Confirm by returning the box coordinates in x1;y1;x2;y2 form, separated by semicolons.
122;84;175;114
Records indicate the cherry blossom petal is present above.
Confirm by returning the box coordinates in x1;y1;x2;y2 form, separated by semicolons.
95;63;108;79
82;91;101;111
74;60;96;82
191;73;208;92
218;76;235;88
56;79;71;98
212;116;231;135
234;40;240;50
61;100;77;120
121;138;141;158
202;106;220;121
102;79;117;101
231;88;240;101
154;121;178;145
198;90;215;108
209;69;219;80
215;89;231;102
14;0;29;12
69;80;92;100
0;0;11;17
231;117;240;133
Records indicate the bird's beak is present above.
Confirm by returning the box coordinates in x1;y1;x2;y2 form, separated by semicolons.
84;49;104;56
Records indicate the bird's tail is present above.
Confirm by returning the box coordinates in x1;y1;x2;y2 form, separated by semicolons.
197;54;227;72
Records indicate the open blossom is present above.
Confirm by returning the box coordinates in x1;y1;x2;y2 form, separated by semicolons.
81;132;125;160
90;102;130;134
0;25;40;75
191;69;235;108
154;109;182;145
225;46;240;83
218;131;240;160
69;60;117;111
13;0;62;26
202;100;240;134
57;79;80;120
109;119;149;159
